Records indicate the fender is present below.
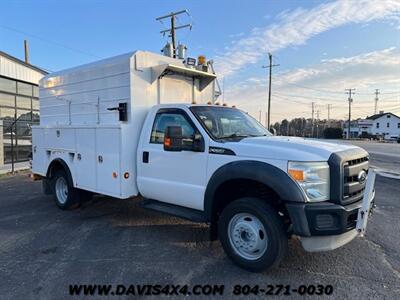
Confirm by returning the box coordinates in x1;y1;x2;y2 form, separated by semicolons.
204;160;306;220
46;158;74;187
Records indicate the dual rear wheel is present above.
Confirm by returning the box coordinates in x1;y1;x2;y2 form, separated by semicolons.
51;169;92;210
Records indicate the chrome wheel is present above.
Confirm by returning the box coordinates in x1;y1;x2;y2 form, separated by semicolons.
55;176;68;204
228;213;268;260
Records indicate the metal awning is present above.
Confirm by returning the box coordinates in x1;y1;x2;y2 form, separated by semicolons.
151;64;216;91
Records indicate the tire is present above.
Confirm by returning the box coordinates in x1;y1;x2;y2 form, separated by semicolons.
51;169;81;210
218;197;288;272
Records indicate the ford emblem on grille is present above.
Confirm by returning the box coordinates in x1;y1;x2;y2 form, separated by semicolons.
358;170;367;183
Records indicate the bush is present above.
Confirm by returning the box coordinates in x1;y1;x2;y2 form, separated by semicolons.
323;127;343;139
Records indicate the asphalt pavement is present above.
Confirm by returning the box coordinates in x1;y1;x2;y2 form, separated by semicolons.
0;170;399;299
326;139;400;176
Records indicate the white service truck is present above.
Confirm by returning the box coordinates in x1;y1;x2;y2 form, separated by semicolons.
32;50;376;272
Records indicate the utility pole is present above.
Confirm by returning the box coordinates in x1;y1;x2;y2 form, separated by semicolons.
345;88;355;139
311;102;315;138
259;110;262;123
265;112;268;128
327;104;331;125
24;39;29;64
262;53;279;131
156;10;191;58
316;110;320;138
374;89;380;114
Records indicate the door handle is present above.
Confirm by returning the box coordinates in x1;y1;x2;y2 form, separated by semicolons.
143;151;149;163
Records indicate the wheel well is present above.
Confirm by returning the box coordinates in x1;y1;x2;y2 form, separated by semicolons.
46;159;73;186
47;160;64;178
211;179;290;224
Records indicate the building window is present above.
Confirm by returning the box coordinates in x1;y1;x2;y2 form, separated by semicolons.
387;114;391;118
0;77;17;93
16;96;32;110
387;122;390;128
33;86;39;98
398;123;400;129
17;82;33;96
0;92;16;107
1;76;40;163
376;122;379;128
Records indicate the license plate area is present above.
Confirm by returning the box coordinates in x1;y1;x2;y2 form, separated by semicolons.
356;169;376;236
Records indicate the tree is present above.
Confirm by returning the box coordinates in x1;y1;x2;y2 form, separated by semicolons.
323;127;343;139
280;119;289;135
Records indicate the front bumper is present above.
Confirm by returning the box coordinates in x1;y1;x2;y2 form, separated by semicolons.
286;170;376;252
286;199;364;237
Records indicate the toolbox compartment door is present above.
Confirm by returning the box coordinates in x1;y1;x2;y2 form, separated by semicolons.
75;128;96;190
95;127;121;196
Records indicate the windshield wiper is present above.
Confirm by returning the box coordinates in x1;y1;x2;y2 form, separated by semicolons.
219;133;250;139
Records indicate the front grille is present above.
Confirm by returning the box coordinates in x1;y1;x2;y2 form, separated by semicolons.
328;148;369;206
342;156;369;204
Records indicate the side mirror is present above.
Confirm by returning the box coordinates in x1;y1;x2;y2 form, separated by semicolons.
164;126;183;151
164;126;205;152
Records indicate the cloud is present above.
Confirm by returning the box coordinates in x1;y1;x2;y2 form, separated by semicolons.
215;0;400;77
225;47;400;122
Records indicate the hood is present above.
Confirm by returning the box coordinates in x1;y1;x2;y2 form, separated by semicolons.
223;136;360;161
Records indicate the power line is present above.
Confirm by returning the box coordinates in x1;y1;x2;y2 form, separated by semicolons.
273;94;310;105
0;24;101;59
274;79;346;95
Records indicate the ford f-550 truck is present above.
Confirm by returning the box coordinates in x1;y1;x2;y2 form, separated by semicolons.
32;50;375;272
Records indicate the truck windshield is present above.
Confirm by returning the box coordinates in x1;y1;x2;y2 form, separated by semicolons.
190;106;271;141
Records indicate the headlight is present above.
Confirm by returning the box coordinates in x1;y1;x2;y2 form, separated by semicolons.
288;161;330;202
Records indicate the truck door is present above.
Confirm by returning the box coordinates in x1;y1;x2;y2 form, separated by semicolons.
138;108;208;211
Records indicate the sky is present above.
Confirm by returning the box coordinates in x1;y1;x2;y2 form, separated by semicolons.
1;0;399;124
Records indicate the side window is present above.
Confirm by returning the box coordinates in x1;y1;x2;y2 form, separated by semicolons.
150;112;195;144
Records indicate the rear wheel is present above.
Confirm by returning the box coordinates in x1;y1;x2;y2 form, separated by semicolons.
218;197;288;272
51;169;80;210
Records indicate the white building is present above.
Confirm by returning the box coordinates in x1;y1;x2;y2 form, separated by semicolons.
366;112;400;140
343;112;400;140
0;50;47;166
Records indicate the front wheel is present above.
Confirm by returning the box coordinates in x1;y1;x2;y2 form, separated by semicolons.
218;198;288;272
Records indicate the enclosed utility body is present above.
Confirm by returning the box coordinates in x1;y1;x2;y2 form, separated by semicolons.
32;51;216;198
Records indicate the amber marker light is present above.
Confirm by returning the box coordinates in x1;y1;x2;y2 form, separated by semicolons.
288;169;305;181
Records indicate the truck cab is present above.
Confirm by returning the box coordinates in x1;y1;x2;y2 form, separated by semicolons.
32;50;375;272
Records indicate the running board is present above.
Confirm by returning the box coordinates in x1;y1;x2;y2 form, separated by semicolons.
139;199;208;223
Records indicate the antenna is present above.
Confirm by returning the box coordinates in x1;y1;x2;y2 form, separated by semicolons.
156;10;192;58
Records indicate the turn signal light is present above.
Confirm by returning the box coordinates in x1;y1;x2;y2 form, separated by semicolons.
288;169;305;181
124;172;130;179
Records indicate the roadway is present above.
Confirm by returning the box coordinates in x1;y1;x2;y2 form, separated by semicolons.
324;139;400;177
